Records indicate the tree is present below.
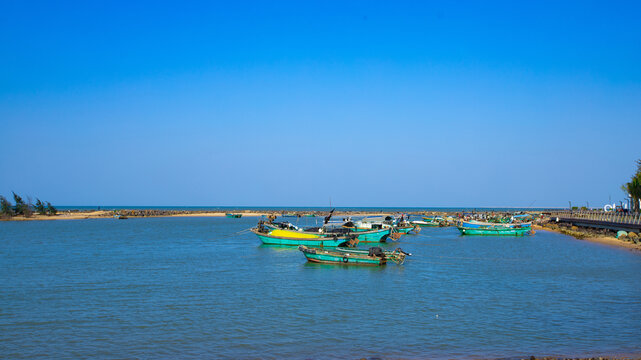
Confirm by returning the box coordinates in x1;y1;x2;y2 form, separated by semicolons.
34;199;46;215
0;196;12;218
622;159;641;213
24;196;34;218
12;192;28;215
46;201;57;216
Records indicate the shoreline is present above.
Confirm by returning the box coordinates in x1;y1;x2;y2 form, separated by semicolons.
533;224;641;253
1;210;267;221
5;210;641;254
0;209;408;222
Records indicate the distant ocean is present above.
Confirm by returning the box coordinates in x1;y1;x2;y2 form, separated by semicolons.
57;206;561;212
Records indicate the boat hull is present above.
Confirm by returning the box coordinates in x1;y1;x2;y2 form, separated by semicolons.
269;229;320;239
299;246;385;265
457;226;531;236
251;229;348;246
395;226;414;234
265;224;390;243
350;228;391;242
461;220;531;229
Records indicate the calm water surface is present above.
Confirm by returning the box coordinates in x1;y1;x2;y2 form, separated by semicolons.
1;217;640;359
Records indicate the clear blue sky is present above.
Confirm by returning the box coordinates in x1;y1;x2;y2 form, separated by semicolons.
1;1;640;207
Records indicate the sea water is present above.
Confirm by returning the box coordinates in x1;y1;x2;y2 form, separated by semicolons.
1;216;640;359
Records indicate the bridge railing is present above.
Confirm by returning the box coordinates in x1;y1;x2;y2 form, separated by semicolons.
547;210;641;225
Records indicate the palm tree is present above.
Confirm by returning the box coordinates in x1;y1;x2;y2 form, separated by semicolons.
622;160;641;213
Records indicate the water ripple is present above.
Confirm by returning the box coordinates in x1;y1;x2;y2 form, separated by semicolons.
1;218;640;359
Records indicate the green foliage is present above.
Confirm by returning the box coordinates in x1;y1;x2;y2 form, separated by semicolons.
12;192;28;215
2;193;56;218
622;159;641;213
46;202;57;216
35;199;46;215
0;196;12;218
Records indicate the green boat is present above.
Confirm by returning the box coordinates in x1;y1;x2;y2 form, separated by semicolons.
419;216;446;227
457;226;532;236
298;245;410;265
346;217;418;239
394;225;416;234
250;227;352;247
225;213;242;218
348;228;391;242
341;226;391;243
263;222;391;243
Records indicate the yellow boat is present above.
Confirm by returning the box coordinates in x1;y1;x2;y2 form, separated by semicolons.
269;229;321;239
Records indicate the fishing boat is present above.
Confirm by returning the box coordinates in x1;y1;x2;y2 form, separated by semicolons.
411;220;436;227
263;222;302;231
394;214;421;234
250;226;354;247
354;216;395;229
225;213;243;218
457;225;532;236
339;222;392;242
298;245;410;265
460;220;531;228
355;215;418;235
422;215;443;220
333;246;411;262
395;224;417;234
338;227;391;242
419;216;445;227
263;209;393;243
263;221;392;243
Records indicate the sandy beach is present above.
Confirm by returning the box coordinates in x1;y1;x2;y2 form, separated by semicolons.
533;224;641;252
0;210;391;221
1;211;268;221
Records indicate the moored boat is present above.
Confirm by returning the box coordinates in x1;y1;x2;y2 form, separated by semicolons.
340;222;391;242
460;220;531;228
263;221;391;243
226;213;243;218
411;220;437;227
346;227;391;242
395;225;416;234
420;216;445;227
457;225;532;236
250;227;353;247
356;215;418;236
298;245;410;265
263;222;302;231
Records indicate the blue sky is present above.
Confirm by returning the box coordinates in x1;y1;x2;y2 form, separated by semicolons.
1;1;640;207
